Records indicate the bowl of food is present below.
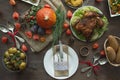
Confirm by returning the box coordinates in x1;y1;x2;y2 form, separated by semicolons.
70;6;108;42
2;47;27;72
108;0;120;17
104;35;120;67
64;0;83;9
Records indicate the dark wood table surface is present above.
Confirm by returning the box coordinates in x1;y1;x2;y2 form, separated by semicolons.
0;0;120;80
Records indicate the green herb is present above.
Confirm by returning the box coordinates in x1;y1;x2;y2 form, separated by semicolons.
117;0;120;3
11;55;16;60
52;6;65;46
25;5;42;26
112;0;120;5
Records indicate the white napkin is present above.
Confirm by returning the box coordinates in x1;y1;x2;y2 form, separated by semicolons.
53;45;69;77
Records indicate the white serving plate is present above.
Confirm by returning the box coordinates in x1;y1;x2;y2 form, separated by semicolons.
43;45;79;79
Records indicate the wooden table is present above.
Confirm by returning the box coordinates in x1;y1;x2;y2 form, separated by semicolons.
0;0;120;80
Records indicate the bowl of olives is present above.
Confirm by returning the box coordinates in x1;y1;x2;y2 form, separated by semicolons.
2;47;27;72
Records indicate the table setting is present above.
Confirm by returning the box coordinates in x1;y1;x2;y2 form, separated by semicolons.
0;0;120;80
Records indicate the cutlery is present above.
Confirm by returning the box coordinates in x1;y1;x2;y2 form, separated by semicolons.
0;24;25;43
0;24;20;49
81;62;99;73
59;41;63;62
86;63;99;77
6;22;14;32
0;25;9;33
81;66;92;73
15;37;20;49
14;36;25;43
98;58;108;65
93;52;101;64
87;68;92;77
6;22;36;52
6;22;25;43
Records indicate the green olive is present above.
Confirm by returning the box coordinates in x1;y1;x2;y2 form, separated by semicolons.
12;48;17;53
19;62;26;70
4;58;8;63
14;63;19;68
8;47;17;54
4;51;10;58
11;60;16;64
17;50;21;54
5;61;10;65
20;53;26;59
9;53;13;56
6;65;12;69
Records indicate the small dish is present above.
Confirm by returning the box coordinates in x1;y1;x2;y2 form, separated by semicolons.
79;46;89;57
108;0;120;17
64;0;83;9
104;36;120;67
22;0;41;6
2;47;27;72
43;45;79;79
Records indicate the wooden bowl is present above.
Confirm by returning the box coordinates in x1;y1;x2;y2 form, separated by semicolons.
104;36;120;67
2;47;27;72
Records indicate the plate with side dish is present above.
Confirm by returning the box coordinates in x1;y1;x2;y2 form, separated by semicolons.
108;0;120;17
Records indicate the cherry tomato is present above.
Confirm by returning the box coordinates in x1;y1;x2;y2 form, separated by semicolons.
30;16;35;20
12;11;19;20
33;34;39;40
21;44;28;52
9;0;16;6
67;10;73;19
100;50;105;56
14;22;21;30
25;31;32;38
2;36;8;43
66;29;72;35
45;29;52;35
92;43;99;49
63;22;69;29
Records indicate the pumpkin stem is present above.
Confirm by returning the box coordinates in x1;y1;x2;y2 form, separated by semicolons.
44;16;49;21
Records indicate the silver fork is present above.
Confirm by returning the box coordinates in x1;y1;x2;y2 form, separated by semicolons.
7;22;25;43
0;24;20;49
59;41;63;62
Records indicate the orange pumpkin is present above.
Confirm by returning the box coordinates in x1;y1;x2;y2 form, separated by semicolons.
36;4;56;29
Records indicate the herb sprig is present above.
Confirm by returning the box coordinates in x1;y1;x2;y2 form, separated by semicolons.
52;6;65;46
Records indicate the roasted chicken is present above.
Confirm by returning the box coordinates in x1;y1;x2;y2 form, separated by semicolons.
74;11;104;40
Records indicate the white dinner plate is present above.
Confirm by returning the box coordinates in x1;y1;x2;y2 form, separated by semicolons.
43;45;79;79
